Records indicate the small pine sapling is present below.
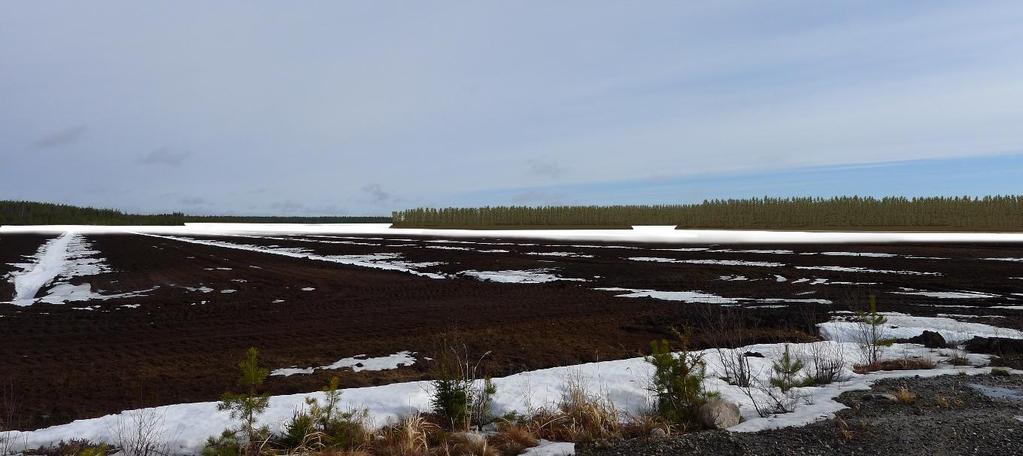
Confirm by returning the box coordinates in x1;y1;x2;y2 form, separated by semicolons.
770;345;805;392
216;347;271;454
647;328;714;427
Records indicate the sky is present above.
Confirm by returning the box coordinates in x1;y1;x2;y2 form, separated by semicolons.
2;1;1022;216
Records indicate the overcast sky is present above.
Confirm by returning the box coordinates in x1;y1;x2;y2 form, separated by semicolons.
2;1;1022;215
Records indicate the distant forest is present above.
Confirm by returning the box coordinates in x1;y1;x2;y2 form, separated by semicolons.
0;201;391;225
392;196;1023;231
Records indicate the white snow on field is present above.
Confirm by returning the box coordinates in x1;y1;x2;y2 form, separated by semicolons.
8;339;1004;455
936;313;1007;319
596;287;740;304
525;251;595;258
982;257;1023;262
460;269;586;284
754;297;833;305
819;251;898;258
597;287;832;305
5;232;125;305
803;278;880;286
719;275;749;281
181;285;214;293
38;284;155;305
710;249;795;255
11;223;1023;245
774;275;788;282
7;233;76;304
628;256;785;267
272;351;416;377
795;265;941;276
425;245;474;251
820;311;1023;343
890;289;998;299
142;235;446;279
566;244;641;250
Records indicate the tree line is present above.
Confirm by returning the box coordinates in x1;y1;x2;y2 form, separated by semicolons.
392;196;1023;230
0;201;390;226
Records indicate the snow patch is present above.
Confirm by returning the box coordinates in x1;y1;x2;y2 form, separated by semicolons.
629;256;785;267
795;265;940;276
460;269;586;284
272;351;416;377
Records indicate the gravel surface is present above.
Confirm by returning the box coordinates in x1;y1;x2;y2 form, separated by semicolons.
580;373;1023;456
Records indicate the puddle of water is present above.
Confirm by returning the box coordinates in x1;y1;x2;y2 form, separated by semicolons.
968;383;1023;400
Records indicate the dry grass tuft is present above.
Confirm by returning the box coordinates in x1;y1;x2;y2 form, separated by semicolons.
947;351;971;366
372;415;437;456
526;378;622;443
853;357;937;374
834;416;854;442
487;423;538;455
621;412;670;439
894;386;916;405
437;433;499;456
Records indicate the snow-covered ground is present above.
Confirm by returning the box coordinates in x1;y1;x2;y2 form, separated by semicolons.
4;232;128;306
8;223;1023;244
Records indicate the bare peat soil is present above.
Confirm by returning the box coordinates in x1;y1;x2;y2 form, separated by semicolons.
2;232;1023;429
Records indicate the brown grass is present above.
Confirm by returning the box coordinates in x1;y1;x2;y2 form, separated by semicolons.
853;357;937;374
371;415;437;456
526;378;621;443
947;351;971;366
894;386;916;405
487;424;538;455
834;416;854;442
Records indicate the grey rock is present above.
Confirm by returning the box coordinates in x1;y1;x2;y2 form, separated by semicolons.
698;398;742;429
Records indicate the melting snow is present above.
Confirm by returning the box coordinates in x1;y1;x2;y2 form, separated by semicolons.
460;269;586;284
719;275;749;281
820;311;1023;343
143;235;446;279
628;256;785;267
525;251;595;258
272;351;417;377
795;265;941;276
890;289;997;299
9;341;999;454
819;251;898;258
5;233;128;305
597;287;832;305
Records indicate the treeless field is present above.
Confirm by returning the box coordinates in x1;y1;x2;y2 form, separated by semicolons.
2;232;1022;429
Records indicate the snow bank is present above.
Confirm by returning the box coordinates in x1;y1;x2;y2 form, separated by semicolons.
8;233;76;304
5;232;123;305
7;340;1001;454
820;311;1023;343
